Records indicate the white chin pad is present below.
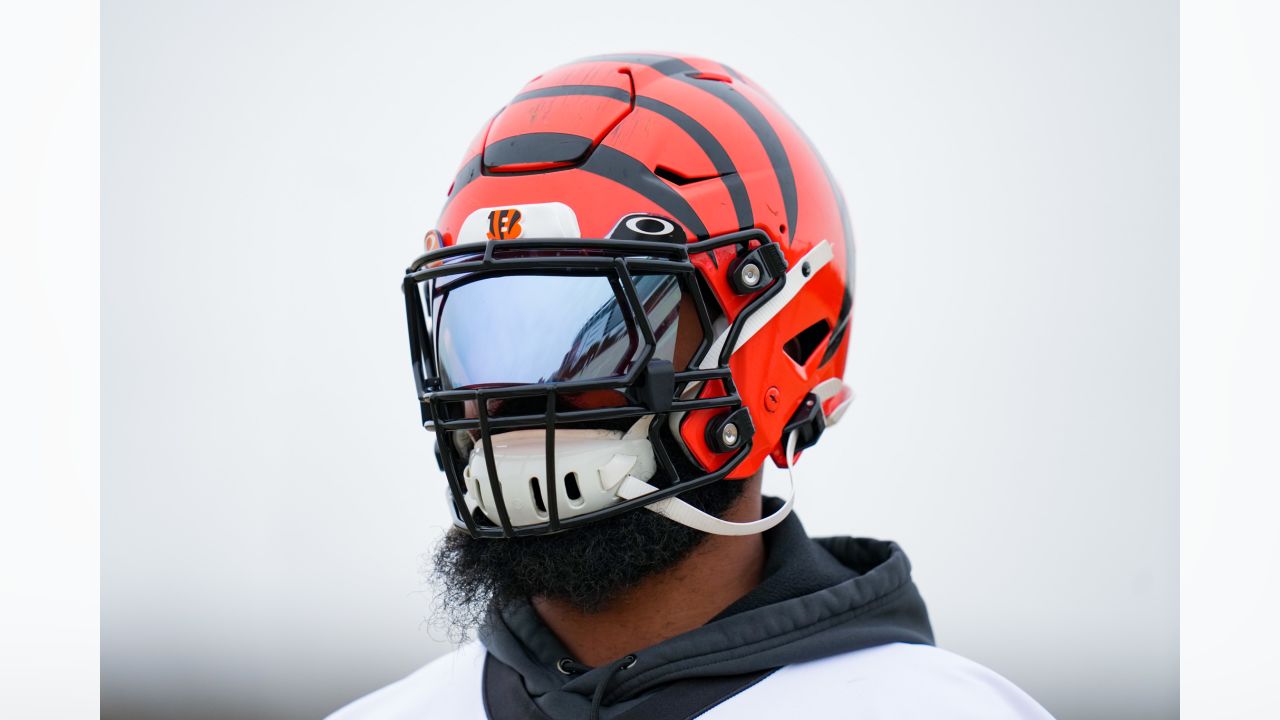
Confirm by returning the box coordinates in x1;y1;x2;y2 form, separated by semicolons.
461;419;656;527
457;417;798;538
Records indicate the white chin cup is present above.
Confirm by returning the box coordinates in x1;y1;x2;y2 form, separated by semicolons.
458;417;799;537
461;418;657;527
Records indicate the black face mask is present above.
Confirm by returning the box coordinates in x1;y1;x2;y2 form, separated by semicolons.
429;478;746;631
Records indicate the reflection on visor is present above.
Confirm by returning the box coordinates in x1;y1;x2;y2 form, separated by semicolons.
433;274;690;390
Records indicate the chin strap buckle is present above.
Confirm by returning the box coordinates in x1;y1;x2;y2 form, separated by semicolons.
779;393;826;462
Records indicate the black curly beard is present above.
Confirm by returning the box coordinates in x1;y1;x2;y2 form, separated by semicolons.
428;479;746;635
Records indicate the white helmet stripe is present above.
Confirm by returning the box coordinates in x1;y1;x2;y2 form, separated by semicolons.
697;239;835;370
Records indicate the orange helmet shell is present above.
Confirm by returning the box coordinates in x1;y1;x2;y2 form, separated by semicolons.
433;53;853;481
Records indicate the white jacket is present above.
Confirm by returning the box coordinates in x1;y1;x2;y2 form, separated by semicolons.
329;641;1054;719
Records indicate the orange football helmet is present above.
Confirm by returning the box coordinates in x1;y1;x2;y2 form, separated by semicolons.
404;54;854;538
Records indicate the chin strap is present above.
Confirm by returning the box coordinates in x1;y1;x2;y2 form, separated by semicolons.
615;430;800;536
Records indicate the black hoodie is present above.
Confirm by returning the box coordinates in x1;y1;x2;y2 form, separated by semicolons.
477;498;935;720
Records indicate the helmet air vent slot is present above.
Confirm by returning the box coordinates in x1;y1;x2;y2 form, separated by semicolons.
482;64;636;173
654;165;734;187
686;71;733;84
564;472;583;505
783;319;832;366
530;477;548;516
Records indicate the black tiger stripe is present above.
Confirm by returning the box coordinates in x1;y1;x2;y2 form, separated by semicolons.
720;64;745;82
820;154;855;283
505;85;753;232
444;136;708;239
819;290;853;368
577;54;798;244
581;145;710;239
448;142;711;238
511;84;632;104
634;96;753;232
445;153;483;202
482;131;594;170
789;120;855;286
786;121;854;367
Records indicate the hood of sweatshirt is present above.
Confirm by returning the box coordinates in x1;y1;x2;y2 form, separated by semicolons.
478;498;934;719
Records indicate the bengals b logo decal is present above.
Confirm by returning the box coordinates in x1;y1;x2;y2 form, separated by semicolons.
486;209;523;240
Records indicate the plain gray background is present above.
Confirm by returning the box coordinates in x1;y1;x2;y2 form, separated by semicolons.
102;1;1177;718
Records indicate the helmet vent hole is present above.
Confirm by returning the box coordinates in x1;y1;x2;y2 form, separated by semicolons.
564;472;583;504
778;224;787;236
653;165;733;187
686;71;733;84
530;477;547;516
783;319;832;366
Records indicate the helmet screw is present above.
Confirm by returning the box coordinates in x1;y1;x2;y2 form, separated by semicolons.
764;386;781;412
706;408;754;453
801;261;812;277
720;422;740;448
740;262;762;287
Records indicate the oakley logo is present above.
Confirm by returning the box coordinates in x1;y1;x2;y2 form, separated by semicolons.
486;208;523;240
624;216;676;236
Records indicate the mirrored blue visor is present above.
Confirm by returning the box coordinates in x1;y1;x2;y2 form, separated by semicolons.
429;272;697;390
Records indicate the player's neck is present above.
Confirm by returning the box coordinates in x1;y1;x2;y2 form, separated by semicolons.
531;475;766;667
